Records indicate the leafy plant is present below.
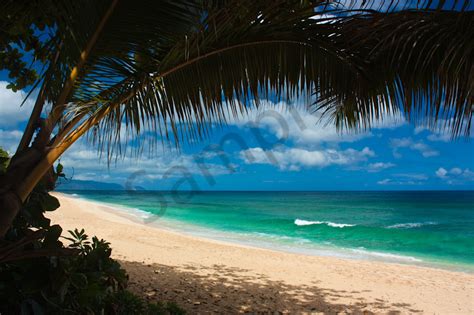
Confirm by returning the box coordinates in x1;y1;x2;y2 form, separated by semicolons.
0;224;126;313
0;148;9;173
0;151;184;314
0;227;185;314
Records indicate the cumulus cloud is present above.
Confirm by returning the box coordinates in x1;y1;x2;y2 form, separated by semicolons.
435;167;474;184
435;167;448;178
0;129;23;153
0;81;36;127
414;119;473;142
59;138;235;186
390;137;439;158
239;146;374;171
427;133;452;142
226;101;404;146
414;126;452;142
450;167;462;175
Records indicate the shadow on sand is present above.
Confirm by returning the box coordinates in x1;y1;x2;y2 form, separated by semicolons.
121;260;422;314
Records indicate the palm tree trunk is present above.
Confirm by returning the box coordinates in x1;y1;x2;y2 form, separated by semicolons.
0;0;119;238
16;44;63;155
0;148;43;237
0;191;22;237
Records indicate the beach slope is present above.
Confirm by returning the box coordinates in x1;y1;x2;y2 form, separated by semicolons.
48;193;474;314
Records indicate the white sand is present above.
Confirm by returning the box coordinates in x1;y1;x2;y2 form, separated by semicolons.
48;193;474;314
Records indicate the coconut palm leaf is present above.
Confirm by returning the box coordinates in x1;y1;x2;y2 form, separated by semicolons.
316;9;473;136
14;0;473;160
55;0;359;158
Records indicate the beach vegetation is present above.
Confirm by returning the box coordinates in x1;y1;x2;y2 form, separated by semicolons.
0;225;183;314
0;150;185;314
0;148;9;173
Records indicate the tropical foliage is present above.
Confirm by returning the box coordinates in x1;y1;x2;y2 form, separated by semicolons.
0;148;9;173
0;227;184;314
0;150;184;314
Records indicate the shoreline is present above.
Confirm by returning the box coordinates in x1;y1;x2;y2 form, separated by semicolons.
59;192;474;274
48;192;474;313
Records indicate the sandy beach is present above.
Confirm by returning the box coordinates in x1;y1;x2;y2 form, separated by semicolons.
47;193;474;314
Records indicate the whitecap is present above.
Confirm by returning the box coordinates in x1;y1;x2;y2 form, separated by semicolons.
387;222;437;229
294;219;355;228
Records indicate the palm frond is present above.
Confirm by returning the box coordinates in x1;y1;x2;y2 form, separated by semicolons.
63;0;358;159
317;10;473;136
42;0;473;161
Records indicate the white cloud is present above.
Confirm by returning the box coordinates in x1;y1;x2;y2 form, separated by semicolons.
390;137;439;158
377;172;430;186
367;162;395;172
414;119;473;142
59;138;235;186
377;178;423;186
0;81;36;127
0;129;23;154
435;167;474;183
435;167;448;178
450;167;462;175
240;146;374;171
414;125;452;142
413;126;427;135
226;101;404;146
427;133;452;142
464;169;474;179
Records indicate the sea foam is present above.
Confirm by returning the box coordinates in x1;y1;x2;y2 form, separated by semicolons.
387;222;438;229
349;248;422;262
294;219;355;228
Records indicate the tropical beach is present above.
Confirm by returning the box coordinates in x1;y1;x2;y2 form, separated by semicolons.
1;0;474;314
48;193;474;314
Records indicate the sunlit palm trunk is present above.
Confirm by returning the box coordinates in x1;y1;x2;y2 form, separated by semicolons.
0;106;105;237
0;0;118;238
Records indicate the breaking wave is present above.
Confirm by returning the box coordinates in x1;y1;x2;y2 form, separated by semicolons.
294;219;355;228
387;222;438;229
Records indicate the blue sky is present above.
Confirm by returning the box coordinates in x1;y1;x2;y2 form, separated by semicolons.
1;80;473;191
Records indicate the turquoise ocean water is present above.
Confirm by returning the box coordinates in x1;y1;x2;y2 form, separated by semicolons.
63;191;474;272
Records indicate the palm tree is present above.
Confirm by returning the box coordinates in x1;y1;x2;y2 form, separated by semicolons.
0;0;472;237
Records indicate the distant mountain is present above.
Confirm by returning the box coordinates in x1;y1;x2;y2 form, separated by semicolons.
56;179;124;191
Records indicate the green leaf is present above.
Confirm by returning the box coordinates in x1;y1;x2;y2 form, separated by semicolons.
43;224;63;248
56;162;64;174
40;194;60;212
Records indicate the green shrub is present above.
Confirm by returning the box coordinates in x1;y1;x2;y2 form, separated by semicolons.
0;227;186;314
0;150;185;314
0;228;128;314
